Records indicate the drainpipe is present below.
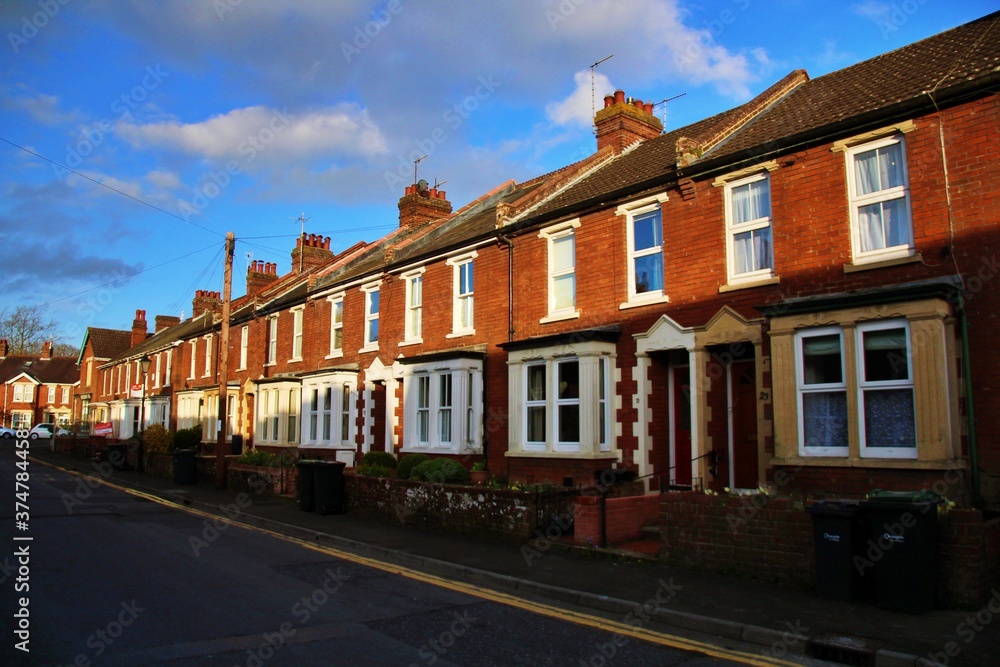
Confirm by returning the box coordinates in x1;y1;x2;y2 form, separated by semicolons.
496;233;515;342
957;293;981;506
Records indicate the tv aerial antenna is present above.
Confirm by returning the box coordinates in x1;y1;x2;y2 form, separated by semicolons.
591;54;614;133
413;154;428;187
652;93;687;127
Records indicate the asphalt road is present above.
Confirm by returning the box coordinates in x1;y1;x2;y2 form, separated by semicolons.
0;447;752;667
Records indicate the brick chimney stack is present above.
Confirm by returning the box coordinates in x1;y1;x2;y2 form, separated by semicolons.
595;90;663;154
154;315;181;332
290;234;335;274
131;309;148;347
39;341;52;360
0;339;7;359
398;183;452;229
192;290;222;318
247;260;280;295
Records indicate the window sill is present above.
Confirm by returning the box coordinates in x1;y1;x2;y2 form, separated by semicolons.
358;345;379;354
719;275;780;293
505;449;620;460
398;339;423;348
263;362;276;368
540;310;580;325
400;445;461;455
446;330;475;339
844;251;921;274
325;351;344;359
287;358;302;364
772;455;953;469
619;294;669;310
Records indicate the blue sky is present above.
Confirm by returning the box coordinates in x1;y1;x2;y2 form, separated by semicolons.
1;0;994;348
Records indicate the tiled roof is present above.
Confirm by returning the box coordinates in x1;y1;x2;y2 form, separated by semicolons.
104;312;215;365
0;356;79;384
706;11;1000;164
85;328;133;359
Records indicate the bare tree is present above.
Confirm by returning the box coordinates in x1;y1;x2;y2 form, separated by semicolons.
0;305;60;355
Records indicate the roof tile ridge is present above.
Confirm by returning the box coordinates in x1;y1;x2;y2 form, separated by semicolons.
500;146;618;226
450;180;518;217
676;69;809;167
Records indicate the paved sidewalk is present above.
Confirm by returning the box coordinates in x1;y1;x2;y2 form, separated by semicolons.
33;449;997;667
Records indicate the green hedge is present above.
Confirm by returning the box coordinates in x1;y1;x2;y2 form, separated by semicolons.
397;453;430;480
410;458;470;484
361;451;397;469
173;427;202;451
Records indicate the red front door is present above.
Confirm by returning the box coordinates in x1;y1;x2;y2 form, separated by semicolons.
730;360;759;489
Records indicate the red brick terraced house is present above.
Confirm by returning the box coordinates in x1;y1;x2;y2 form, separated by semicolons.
80;13;999;513
1;340;79;431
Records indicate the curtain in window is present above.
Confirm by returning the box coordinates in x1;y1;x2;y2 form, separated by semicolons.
803;392;848;447
731;179;770;224
734;229;772;274
864;389;915;447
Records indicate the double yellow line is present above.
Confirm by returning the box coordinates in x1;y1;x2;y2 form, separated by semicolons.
36;458;802;667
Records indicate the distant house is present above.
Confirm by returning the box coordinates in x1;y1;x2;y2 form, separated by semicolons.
1;340;79;429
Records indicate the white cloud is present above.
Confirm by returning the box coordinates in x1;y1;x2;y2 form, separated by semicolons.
146;170;181;190
1;89;79;126
546;70;615;129
117;104;388;163
851;1;892;20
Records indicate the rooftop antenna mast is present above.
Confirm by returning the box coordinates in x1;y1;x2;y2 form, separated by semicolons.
591;54;614;134
653;92;687;128
413;154;428;186
291;212;310;273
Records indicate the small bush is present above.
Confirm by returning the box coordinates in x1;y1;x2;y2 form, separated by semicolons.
143;424;172;455
361;451;397;469
357;463;394;478
397;453;430;480
173;427;202;451
410;458;470;485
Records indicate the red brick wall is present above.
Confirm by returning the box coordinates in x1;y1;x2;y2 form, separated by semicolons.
574;493;659;546
660;491;1000;606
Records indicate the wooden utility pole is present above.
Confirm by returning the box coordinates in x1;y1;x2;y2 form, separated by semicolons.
215;232;235;489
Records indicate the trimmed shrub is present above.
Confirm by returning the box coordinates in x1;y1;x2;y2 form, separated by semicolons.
173;427;202;451
410;458;470;485
397;453;430;480
361;451;397;469
237;449;293;467
357;463;394;478
143;424;172;455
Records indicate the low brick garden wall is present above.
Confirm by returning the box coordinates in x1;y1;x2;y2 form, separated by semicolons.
659;491;1000;607
574;493;660;546
228;462;298;496
345;473;578;542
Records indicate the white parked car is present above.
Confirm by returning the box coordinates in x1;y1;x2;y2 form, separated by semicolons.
0;426;15;439
28;423;70;439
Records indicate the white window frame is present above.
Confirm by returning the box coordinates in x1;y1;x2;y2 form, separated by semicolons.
238;326;248;370
856;320;917;459
846;134;913;263
290;305;304;362
508;341;616;457
255;381;301;446
539;220;581;323
446;252;477;338
725;172;774;284
327;293;344;358
62;387;70;404
165;349;173;386
47;386;56;403
153;353;161;388
402;268;425;345
265;315;278;366
203;334;213;378
616;193;668;308
189;340;197;379
796;327;849;457
301;373;357;448
401;358;482;454
360;281;381;352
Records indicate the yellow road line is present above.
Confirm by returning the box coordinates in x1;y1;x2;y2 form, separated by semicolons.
35;458;800;667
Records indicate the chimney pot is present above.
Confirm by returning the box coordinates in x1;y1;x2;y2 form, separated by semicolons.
645;102;654;115
633;99;644;110
614;90;625;104
604;94;614;108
